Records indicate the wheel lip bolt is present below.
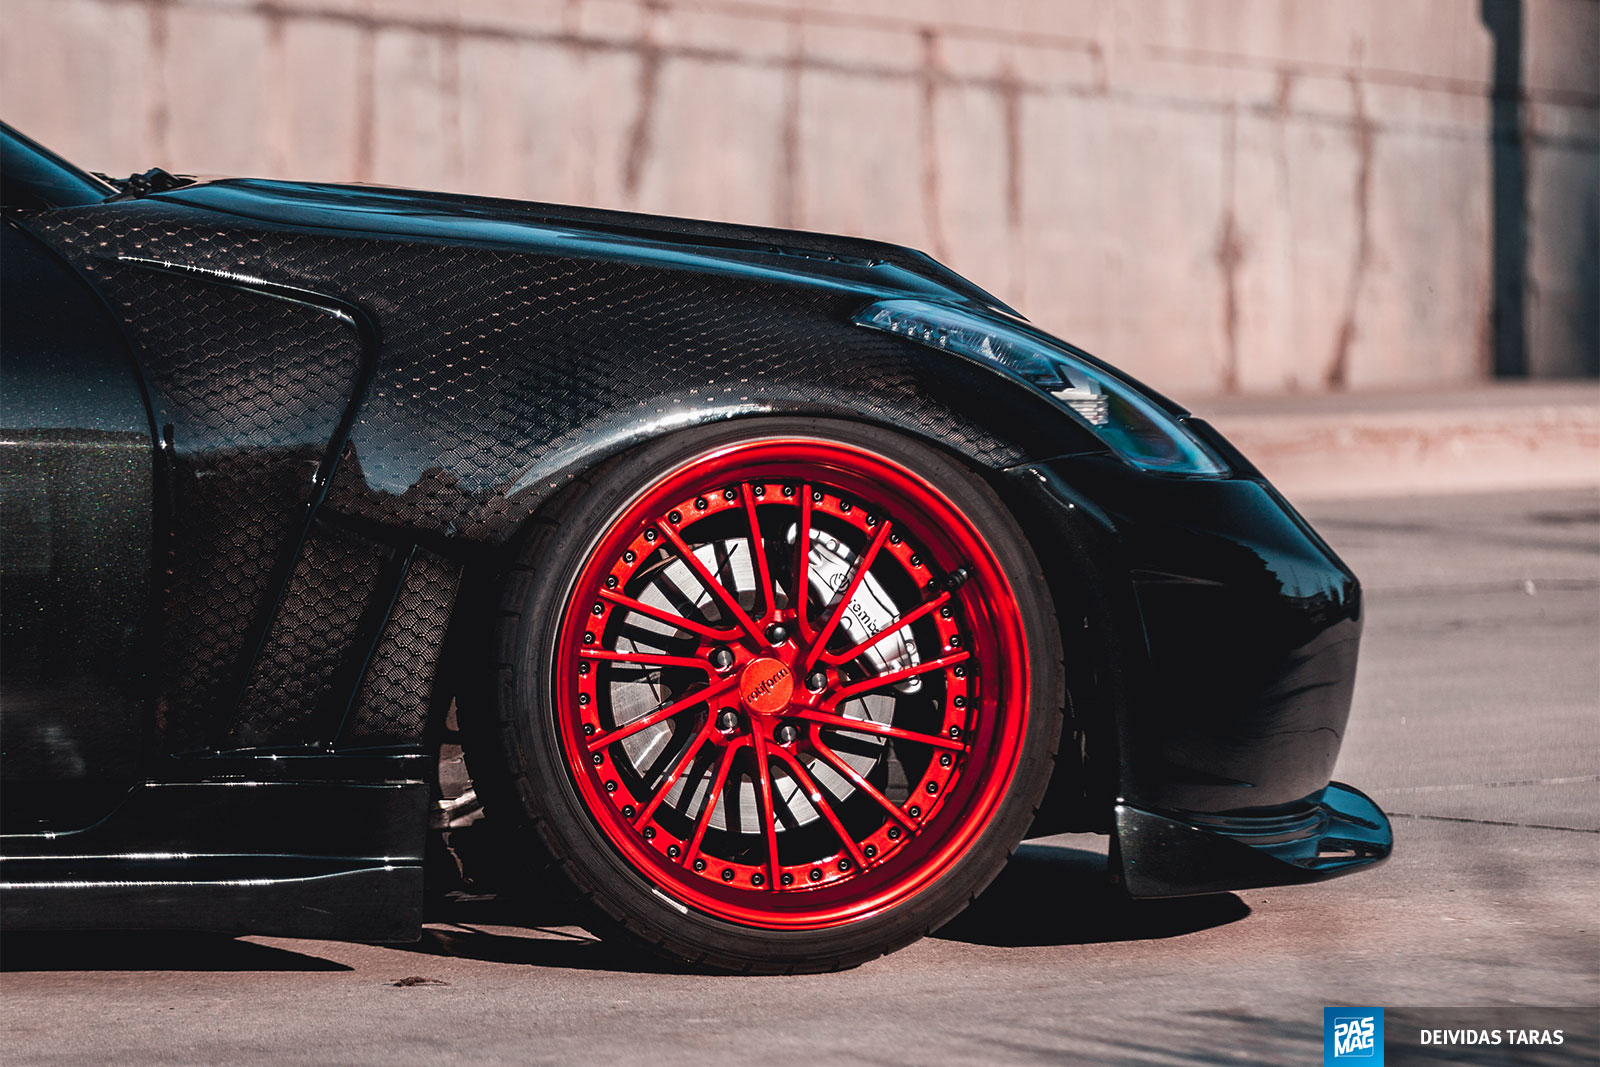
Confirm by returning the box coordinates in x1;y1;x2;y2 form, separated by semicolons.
887;826;902;840
751;873;765;886
667;844;681;858
709;646;735;671
805;671;827;692
693;858;707;872
765;623;789;645
864;844;877;859
808;868;823;882
837;859;851;872
721;868;736;882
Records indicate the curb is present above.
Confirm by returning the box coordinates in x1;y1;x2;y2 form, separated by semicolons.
1191;384;1600;501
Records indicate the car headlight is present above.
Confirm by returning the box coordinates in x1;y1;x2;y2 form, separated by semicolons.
854;299;1226;476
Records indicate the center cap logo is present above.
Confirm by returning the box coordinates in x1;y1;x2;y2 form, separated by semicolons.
739;657;794;714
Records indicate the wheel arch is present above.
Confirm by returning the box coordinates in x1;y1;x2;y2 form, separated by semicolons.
431;389;1129;844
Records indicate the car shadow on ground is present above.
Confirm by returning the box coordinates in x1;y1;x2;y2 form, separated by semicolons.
391;915;695;975
402;839;1250;969
0;932;354;972
934;841;1250;947
0;844;1249;975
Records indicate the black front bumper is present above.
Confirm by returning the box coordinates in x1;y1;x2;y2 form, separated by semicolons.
1007;445;1391;896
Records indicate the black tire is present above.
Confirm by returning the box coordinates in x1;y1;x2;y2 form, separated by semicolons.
468;417;1064;973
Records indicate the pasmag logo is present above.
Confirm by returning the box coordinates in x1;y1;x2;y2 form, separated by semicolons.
1325;1007;1384;1064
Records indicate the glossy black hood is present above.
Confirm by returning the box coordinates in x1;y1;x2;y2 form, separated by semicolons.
153;178;1011;312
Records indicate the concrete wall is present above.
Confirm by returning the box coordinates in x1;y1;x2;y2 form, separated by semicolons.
2;0;1595;396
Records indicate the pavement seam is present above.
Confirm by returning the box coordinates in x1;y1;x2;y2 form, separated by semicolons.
1387;811;1600;834
1371;775;1600;794
1364;577;1600;599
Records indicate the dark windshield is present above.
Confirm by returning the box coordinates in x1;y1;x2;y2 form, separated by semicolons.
1;123;115;209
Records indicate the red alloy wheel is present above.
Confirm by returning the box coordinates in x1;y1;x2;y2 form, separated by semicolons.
552;438;1031;929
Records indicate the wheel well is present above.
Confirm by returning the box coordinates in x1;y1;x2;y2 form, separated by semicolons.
428;415;1120;839
995;473;1126;836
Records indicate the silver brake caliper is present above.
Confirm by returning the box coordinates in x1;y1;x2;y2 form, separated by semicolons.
790;524;922;692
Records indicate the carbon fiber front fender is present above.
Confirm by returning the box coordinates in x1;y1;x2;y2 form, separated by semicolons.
18;190;1101;757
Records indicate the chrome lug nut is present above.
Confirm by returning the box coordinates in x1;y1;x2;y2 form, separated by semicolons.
765;623;789;645
805;671;827;692
709;647;735;671
716;708;740;732
775;723;799;745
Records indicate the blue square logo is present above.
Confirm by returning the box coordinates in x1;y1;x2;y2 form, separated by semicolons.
1324;1007;1384;1064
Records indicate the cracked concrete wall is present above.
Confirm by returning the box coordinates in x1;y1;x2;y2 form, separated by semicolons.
2;0;1595;395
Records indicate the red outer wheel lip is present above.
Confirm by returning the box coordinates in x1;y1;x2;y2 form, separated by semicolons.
553;437;1030;930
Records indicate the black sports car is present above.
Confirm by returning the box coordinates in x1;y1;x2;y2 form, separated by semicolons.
0;123;1390;972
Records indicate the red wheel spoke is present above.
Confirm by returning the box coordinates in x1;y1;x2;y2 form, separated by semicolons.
599;589;741;642
794;485;814;641
792;707;966;752
803;519;893;672
659;522;764;643
768;747;867;868
587;675;738;752
824;650;971;706
634;719;716;827
579;648;714;673
819;591;952;667
750;733;783;889
809;737;919;831
683;740;741;868
741;482;776;623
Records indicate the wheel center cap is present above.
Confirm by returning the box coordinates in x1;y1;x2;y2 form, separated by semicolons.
739;657;794;715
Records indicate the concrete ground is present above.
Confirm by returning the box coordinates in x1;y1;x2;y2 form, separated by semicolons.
2;487;1596;1065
